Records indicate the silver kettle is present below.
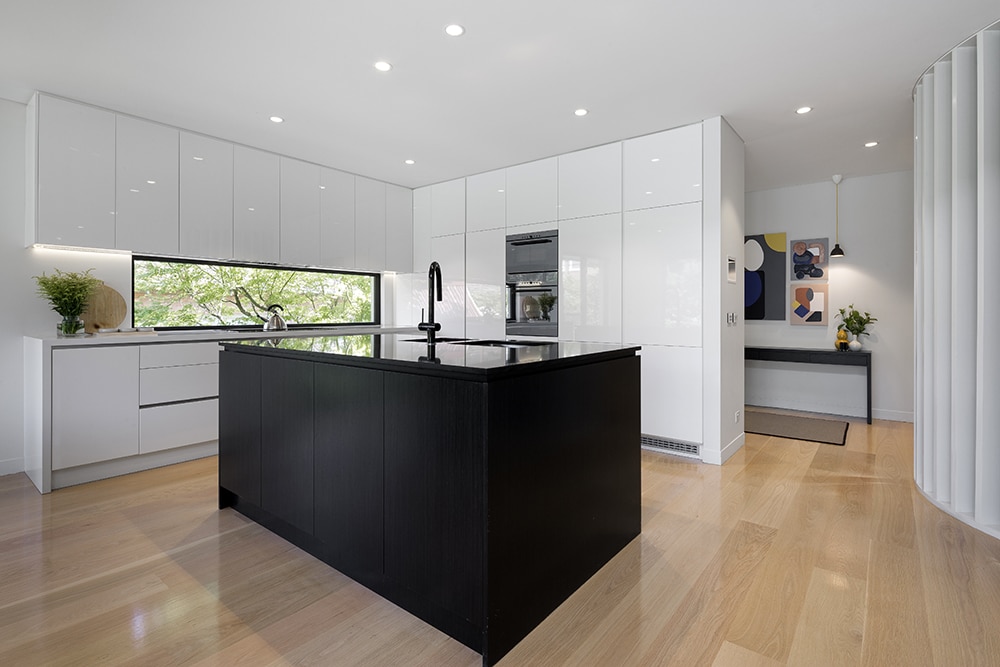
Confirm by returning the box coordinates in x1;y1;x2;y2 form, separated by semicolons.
263;304;288;332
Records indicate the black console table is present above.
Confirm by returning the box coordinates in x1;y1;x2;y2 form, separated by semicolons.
744;347;872;424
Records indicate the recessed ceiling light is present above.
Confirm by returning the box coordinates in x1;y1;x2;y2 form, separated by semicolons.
374;61;392;72
796;106;812;115
269;116;284;123
865;141;879;148
574;108;588;117
650;158;660;162
445;24;465;37
404;159;415;165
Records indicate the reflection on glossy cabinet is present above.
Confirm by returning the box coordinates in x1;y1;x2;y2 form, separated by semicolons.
466;228;506;340
386;184;413;273
115;115;179;254
280;157;322;267
320;168;355;269
622;203;702;346
638;345;703;444
355;177;386;272
412;186;432;270
466;169;505;232
431;178;466;237
623;124;703;211
559;213;622;344
430;233;466;338
558;143;622;221
506;157;557;227
234;146;280;263
180;132;233;259
32;94;117;249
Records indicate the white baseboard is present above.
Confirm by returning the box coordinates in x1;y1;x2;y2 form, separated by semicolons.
702;432;745;466
0;456;24;477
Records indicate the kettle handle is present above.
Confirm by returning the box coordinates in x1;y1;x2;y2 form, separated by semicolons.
266;304;283;312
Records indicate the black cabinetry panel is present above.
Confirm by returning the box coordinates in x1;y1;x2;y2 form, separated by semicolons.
219;351;261;506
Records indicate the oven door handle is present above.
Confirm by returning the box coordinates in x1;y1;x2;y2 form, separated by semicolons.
506;282;517;322
509;239;553;247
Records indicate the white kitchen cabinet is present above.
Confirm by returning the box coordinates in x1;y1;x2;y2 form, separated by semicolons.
638;345;703;445
355;177;386;272
320;168;355;269
558;143;622;221
31;94;117;249
51;346;139;469
412;186;432;270
140;364;219;405
140;342;220;368
430;233;466;338
115;115;179;254
466;169;506;232
280;157;322;266
559;213;622;344
506;157;558;227
140;400;218;455
234;146;280;263
431;178;466;237
386;184;413;273
180;132;234;259
622;203;702;346
465;228;506;340
138;341;219;454
623;124;703;211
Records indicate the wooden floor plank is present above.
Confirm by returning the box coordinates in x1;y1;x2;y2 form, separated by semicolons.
786;567;866;666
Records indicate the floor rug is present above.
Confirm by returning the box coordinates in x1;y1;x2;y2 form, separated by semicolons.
744;410;848;446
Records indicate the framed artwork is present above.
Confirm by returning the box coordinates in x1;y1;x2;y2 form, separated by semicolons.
790;283;828;325
790;237;828;281
744;232;786;320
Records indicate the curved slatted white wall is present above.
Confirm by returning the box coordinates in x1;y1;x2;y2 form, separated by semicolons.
914;20;1000;539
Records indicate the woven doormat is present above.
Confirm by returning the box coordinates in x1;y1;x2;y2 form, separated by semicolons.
744;411;848;446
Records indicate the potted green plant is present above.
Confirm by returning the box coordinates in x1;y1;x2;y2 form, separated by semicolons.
835;303;877;351
34;268;102;336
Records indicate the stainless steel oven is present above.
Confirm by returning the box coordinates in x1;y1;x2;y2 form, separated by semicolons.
506;230;558;337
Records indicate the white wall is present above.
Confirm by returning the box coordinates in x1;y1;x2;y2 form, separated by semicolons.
744;170;914;422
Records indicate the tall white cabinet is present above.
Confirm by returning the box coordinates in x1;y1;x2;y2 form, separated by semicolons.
115;116;180;254
233;146;280;263
558;213;622;344
280;157;322;267
180;132;234;259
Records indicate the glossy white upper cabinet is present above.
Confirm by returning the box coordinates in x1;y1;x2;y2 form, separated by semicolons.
279;157;322;267
639;345;703;444
465;228;506;340
466;169;506;232
559;213;622;344
180;132;233;259
355;177;386;272
431;178;466;237
622;202;702;346
115;116;179;254
430;233;466;338
386;184;413;273
623;124;703;211
506;157;557;227
320;168;355;269
558;143;622;221
412;186;432;270
233;146;280;263
32;94;116;249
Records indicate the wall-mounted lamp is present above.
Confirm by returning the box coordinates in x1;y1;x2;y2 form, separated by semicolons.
831;174;845;257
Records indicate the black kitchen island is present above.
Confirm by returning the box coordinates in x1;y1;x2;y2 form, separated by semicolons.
218;334;640;666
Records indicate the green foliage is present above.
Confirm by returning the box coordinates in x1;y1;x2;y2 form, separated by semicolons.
133;260;376;328
33;269;102;318
836;303;877;337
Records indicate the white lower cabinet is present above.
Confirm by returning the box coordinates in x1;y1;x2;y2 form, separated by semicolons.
138;342;220;453
558;213;622;343
140;399;218;454
638;344;703;445
51;347;139;470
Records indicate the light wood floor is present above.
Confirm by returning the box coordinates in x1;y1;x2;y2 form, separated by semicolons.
2;417;999;666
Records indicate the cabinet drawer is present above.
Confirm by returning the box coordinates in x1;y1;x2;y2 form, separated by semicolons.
140;364;219;405
140;399;219;454
140;342;220;369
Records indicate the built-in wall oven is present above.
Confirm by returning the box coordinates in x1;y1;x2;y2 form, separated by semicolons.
506;230;558;337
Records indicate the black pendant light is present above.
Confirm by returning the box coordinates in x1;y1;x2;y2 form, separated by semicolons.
831;174;845;257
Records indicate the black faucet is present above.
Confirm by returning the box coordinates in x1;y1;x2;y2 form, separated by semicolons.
417;261;443;345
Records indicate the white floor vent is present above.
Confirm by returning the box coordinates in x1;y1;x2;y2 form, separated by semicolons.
640;434;701;459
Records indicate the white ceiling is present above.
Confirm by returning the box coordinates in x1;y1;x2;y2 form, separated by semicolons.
1;1;997;192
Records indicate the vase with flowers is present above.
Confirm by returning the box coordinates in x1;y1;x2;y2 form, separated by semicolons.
34;268;102;336
835;303;877;351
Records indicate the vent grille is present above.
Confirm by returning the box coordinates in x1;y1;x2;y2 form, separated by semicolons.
641;434;700;459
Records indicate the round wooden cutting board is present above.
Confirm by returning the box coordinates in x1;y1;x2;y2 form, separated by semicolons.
81;284;127;333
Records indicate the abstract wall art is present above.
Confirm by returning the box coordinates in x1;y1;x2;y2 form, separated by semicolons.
790;283;829;325
744;232;786;320
790;237;828;280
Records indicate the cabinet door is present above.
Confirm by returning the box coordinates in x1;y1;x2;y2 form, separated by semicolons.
280;157;322;266
622;203;702;346
639;345;703;444
219;351;261;505
623;124;703;211
466;228;506;340
466;169;506;232
35;95;116;249
412;186;432;270
385;184;413;273
506;157;557;227
180;132;233;259
558;143;622;221
115;115;179;254
314;364;384;576
559;213;622;344
320;168;355;269
52;347;139;469
430;233;466;338
355;177;386;272
431;178;466;237
233;146;280;263
139;399;218;454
